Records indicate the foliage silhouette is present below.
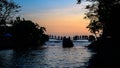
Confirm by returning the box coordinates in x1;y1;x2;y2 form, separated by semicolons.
0;0;20;23
0;0;20;46
78;0;119;39
0;17;49;50
77;0;120;68
87;20;102;40
88;35;95;42
11;17;49;49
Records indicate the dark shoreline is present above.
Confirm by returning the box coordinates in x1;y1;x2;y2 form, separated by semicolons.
86;38;120;68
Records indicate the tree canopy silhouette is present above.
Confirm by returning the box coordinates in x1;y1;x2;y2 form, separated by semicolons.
0;0;49;49
11;17;49;48
77;0;120;39
87;20;102;40
0;0;20;24
77;0;120;68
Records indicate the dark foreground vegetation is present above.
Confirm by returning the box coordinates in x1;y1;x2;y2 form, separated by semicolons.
78;0;120;68
0;17;49;50
0;0;49;50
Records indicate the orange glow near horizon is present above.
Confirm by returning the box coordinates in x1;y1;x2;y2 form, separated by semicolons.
19;1;92;36
33;13;91;36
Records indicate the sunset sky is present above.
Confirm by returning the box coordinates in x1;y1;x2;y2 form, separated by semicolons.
14;0;92;36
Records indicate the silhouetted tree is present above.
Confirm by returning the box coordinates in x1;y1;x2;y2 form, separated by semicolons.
57;36;60;40
77;0;120;68
79;35;82;39
12;17;49;48
82;35;85;39
87;20;102;40
73;35;79;40
77;0;120;39
60;36;63;40
39;34;49;45
0;0;20;23
0;0;20;40
54;35;57;39
88;35;95;42
80;1;102;40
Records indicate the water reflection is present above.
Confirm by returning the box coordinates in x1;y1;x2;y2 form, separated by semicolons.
0;50;14;68
0;46;93;68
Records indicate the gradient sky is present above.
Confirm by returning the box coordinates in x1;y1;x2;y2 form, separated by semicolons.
14;0;92;36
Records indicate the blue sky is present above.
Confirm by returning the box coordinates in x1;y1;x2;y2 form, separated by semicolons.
14;0;77;14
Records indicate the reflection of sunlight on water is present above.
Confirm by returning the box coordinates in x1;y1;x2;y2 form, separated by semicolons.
0;45;93;68
28;46;92;68
46;40;91;46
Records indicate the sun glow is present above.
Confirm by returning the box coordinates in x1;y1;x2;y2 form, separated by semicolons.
15;0;91;36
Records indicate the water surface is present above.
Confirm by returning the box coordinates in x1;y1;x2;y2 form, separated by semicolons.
0;41;93;68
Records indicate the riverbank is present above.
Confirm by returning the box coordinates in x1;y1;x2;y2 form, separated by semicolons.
87;38;120;68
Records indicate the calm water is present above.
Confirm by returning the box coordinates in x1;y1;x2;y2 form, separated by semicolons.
0;41;94;68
